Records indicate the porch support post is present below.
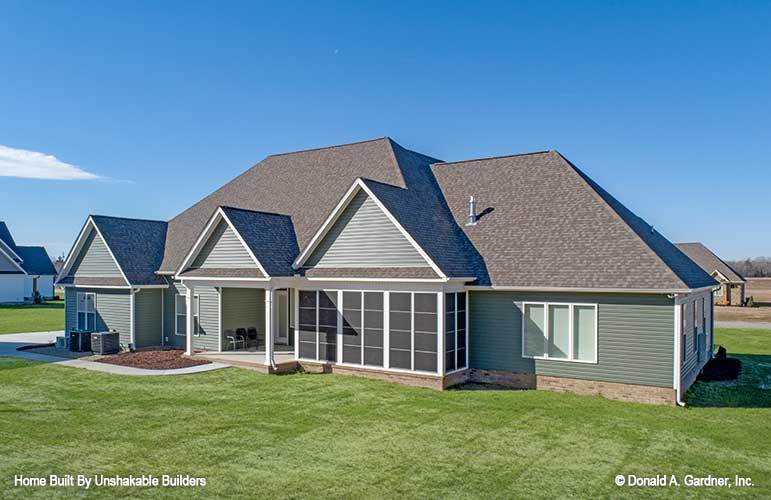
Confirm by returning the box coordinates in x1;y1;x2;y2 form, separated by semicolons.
185;284;194;356
264;286;274;367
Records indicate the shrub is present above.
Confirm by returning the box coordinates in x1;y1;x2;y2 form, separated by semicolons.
746;295;755;307
700;356;741;381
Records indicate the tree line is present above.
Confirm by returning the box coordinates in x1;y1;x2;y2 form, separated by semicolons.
726;257;771;278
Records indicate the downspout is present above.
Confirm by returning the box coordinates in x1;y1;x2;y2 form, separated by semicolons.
671;295;686;407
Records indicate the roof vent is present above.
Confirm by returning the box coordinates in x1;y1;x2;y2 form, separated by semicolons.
467;195;477;226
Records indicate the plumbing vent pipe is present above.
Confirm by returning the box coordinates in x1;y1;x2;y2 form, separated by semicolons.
467;195;477;226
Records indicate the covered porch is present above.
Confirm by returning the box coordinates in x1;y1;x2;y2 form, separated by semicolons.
180;279;296;370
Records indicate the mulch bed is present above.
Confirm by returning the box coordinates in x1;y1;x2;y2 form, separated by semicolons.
94;349;211;370
699;357;742;382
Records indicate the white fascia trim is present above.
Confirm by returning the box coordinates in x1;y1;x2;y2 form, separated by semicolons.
292;179;363;270
218;209;270;278
56;218;92;283
0;244;26;274
132;284;169;289
466;285;694;295
304;277;448;283
175;208;269;278
56;217;130;286
292;178;447;279
178;276;271;282
0;239;23;263
60;284;132;290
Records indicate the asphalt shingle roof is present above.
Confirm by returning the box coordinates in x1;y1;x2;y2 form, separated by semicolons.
16;246;56;275
160;138;415;274
0;221;18;252
431;151;716;290
220;206;298;277
90;215;168;286
675;243;745;283
64;137;716;292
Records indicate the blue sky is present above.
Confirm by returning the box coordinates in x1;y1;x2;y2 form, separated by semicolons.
0;1;769;261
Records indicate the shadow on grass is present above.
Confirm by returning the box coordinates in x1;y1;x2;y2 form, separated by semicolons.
686;353;771;408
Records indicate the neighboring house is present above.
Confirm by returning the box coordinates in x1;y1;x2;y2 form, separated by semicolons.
676;242;746;306
0;221;57;303
56;138;717;405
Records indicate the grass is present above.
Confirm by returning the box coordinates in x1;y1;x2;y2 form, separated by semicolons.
0;329;768;498
0;292;64;334
686;328;771;408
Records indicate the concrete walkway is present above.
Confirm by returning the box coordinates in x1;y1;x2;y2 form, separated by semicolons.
716;321;771;330
0;331;228;376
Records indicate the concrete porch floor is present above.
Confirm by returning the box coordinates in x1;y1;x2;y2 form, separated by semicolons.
192;350;298;373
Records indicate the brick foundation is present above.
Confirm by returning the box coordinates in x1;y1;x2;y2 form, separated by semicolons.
468;368;675;405
297;361;469;390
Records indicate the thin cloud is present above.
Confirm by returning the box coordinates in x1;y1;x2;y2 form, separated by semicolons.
0;145;102;180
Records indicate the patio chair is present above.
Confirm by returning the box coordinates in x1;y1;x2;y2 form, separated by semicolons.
246;327;258;348
225;329;245;351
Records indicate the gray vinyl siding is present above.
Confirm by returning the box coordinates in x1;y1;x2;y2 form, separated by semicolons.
69;229;124;278
65;287;131;346
163;281;188;348
0;251;20;272
221;288;265;349
306;190;429;268
680;290;712;391
469;291;675;388
192;220;257;269
193;286;220;351
134;288;162;348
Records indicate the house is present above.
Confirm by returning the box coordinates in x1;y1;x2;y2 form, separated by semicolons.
56;138;717;405
676;243;746;306
0;221;57;303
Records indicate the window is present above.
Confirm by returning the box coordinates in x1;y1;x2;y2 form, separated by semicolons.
76;292;96;332
175;294;199;336
521;302;597;363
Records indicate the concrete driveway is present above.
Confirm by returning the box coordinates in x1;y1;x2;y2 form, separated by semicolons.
0;331;66;362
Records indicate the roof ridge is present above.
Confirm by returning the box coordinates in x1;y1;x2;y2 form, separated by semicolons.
220;205;292;218
267;137;391;159
554;151;690;289
91;214;167;224
430;149;555;167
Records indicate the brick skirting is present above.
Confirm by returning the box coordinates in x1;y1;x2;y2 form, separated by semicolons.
297;361;470;390
468;368;676;405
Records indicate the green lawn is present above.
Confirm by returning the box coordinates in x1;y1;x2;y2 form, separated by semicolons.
0;329;768;498
0;294;64;334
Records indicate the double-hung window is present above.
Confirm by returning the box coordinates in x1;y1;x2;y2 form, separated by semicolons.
522;302;597;363
76;292;96;332
175;294;199;336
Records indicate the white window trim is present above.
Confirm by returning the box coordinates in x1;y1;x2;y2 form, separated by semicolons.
520;301;598;364
76;291;96;332
175;294;199;337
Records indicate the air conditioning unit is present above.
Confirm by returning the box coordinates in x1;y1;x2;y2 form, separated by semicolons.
68;331;92;352
55;336;70;351
91;331;120;355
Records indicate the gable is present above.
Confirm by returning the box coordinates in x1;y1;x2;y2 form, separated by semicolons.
305;190;431;268
0;249;23;273
68;228;124;278
191;220;258;269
